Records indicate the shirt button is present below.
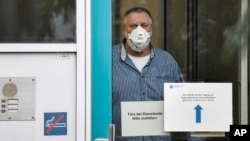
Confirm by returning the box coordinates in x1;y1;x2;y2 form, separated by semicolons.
142;92;145;95
141;75;144;78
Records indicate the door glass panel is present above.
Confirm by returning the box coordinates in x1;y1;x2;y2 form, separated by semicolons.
196;0;241;127
113;0;248;140
0;0;76;43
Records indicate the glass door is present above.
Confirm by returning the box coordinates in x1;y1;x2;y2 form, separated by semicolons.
112;0;249;140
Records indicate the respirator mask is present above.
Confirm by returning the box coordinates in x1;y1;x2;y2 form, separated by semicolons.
125;25;152;52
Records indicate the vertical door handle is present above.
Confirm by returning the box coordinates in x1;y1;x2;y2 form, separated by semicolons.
95;124;115;141
108;124;115;141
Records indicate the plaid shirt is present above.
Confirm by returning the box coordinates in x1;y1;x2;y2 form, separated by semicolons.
112;43;184;141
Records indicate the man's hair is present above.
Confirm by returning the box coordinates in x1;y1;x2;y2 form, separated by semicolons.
123;7;153;25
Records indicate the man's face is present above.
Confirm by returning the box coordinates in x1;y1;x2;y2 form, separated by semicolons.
123;12;152;33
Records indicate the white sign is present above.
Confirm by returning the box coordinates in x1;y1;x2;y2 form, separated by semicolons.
121;101;169;136
164;83;232;132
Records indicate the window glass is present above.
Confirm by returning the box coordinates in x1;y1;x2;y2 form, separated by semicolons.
195;1;241;130
0;0;75;43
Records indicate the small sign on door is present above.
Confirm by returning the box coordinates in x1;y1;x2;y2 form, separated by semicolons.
44;112;67;136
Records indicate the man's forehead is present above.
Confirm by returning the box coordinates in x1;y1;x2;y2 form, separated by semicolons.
127;12;150;18
126;12;151;23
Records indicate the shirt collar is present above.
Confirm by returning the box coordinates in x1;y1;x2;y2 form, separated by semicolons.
121;43;155;61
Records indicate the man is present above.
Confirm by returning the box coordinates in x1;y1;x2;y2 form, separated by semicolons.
112;7;184;141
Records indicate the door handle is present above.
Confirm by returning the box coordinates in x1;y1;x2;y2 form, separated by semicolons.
108;124;115;141
95;124;115;141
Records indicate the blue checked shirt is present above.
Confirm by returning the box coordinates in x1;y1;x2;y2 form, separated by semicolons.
112;42;184;141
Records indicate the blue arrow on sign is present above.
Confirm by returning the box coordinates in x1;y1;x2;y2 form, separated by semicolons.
194;105;203;123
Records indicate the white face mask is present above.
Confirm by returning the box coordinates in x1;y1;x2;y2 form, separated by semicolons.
125;26;151;52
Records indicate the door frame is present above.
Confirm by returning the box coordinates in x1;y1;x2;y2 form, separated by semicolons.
91;0;112;141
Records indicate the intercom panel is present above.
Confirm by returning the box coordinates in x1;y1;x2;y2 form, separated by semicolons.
0;77;36;121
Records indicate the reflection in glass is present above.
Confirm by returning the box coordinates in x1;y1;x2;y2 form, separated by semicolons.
0;0;75;43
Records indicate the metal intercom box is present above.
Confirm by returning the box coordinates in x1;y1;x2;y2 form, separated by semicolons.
0;77;36;121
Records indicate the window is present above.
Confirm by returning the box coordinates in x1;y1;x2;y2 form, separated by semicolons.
0;0;76;43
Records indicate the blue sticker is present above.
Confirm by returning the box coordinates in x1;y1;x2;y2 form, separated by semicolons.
44;112;67;136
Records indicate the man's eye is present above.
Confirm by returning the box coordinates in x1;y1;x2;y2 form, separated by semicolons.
130;25;138;29
141;24;148;28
